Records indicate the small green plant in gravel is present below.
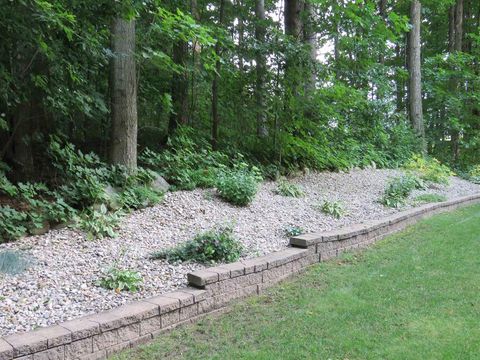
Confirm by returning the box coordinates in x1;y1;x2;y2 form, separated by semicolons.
284;225;304;237
98;266;142;293
275;180;304;197
468;165;480;184
414;193;447;204
216;164;262;206
119;186;164;210
152;226;243;264
76;205;122;240
0;250;31;275
319;200;346;219
380;174;425;208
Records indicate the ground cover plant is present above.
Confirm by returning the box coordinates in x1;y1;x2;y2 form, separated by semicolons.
98;266;142;293
152;226;243;264
274;180;304;197
380;174;425;208
113;204;480;360
318;200;346;219
414;193;447;204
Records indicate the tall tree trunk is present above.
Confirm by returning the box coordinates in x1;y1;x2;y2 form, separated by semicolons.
211;0;225;150
285;0;303;39
408;0;425;151
378;0;387;65
109;17;138;169
189;0;201;124
169;40;189;135
303;1;317;94
450;0;464;162
255;0;268;138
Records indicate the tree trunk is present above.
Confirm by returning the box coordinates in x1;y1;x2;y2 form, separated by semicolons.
378;0;387;65
285;0;303;39
169;40;189;135
303;1;317;93
408;0;425;151
255;0;268;138
109;17;138;170
211;0;225;150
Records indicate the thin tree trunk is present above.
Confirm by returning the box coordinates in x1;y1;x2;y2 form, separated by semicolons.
408;0;425;151
303;1;317;93
169;40;188;134
211;0;225;150
255;0;268;138
109;17;138;169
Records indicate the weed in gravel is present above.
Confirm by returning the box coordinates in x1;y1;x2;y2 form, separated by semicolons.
317;200;346;219
275;180;304;198
284;225;304;237
380;174;425;208
98;266;142;293
152;226;243;264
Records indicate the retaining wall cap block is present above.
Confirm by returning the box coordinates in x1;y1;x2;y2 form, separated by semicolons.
144;295;180;314
162;291;194;306
187;270;219;287
34;325;72;348
216;262;246;278
205;267;231;281
106;301;160;323
87;310;134;332
59;318;100;341
3;331;48;357
179;288;207;303
289;233;321;248
0;339;13;360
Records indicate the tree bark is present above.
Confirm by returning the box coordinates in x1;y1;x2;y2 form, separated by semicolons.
211;0;225;150
303;1;317;93
169;40;189;135
285;0;303;39
255;0;268;138
408;0;425;151
109;17;138;170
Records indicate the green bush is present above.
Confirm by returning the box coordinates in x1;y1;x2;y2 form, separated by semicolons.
75;205;122;240
119;186;163;210
380;174;425;208
319;200;346;219
216;164;261;206
153;227;243;264
404;154;453;185
414;193;447;204
0;207;28;242
468;165;480;184
98;266;142;292
275;180;304;197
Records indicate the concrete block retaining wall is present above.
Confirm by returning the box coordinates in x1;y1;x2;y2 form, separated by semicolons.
1;193;479;360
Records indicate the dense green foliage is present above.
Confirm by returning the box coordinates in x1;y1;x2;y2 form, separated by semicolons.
404;154;453;185
215;163;262;206
153;227;243;264
113;204;480;359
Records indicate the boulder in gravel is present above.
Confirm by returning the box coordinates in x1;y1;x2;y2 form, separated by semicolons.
151;173;170;193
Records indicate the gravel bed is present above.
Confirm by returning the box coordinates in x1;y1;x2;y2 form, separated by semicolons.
0;169;478;336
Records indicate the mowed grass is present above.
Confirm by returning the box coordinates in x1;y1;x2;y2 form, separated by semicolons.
113;204;480;360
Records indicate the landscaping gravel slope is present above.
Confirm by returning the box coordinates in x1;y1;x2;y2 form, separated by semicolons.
0;169;478;336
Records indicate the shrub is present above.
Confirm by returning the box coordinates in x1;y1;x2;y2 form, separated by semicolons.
404;154;453;185
75;205;122;240
284;225;304;237
468;165;480;184
216;164;261;206
98;266;142;292
0;207;28;242
275;180;304;197
319;200;346;219
0;250;31;275
119;186;163;210
380;174;425;208
153;227;243;264
414;193;447;204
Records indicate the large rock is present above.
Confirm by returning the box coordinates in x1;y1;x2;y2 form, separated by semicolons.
151;174;170;193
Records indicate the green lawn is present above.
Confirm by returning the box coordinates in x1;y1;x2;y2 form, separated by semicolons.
114;204;480;360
